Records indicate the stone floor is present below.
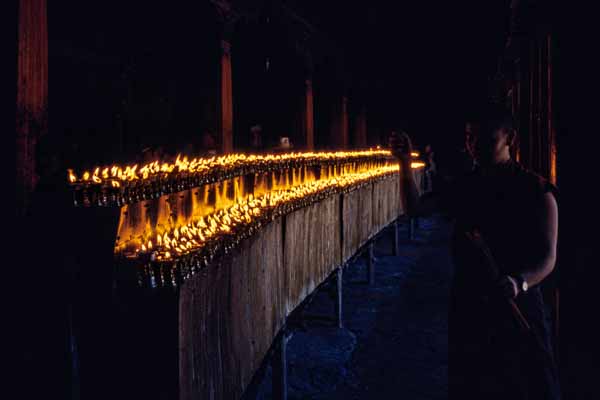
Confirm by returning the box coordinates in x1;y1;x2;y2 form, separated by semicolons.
250;216;453;400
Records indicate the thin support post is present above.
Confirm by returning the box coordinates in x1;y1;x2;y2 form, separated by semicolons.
335;267;343;328
393;220;400;256
367;242;375;285
273;330;291;400
408;218;415;241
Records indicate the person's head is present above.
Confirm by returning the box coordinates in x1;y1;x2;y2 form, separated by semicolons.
424;144;435;162
473;106;516;166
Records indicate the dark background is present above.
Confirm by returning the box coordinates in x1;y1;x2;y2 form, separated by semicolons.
46;0;509;162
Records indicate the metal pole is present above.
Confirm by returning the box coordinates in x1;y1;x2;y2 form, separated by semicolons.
272;331;291;400
367;242;375;285
335;267;343;328
392;220;400;256
68;303;80;400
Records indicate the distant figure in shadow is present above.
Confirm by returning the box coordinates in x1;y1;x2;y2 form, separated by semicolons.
423;144;436;192
200;129;218;156
390;105;561;400
249;124;263;153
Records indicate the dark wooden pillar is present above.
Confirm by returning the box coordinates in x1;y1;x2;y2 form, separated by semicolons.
219;39;234;154
341;96;349;148
516;32;555;181
330;96;349;149
304;79;315;150
215;1;237;154
16;0;48;214
354;106;367;148
546;34;557;185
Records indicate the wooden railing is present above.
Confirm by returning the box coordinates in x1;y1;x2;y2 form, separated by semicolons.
178;175;403;399
66;150;421;400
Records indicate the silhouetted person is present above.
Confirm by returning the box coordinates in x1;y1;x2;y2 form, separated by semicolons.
423;144;436;192
390;106;560;399
200;129;217;156
249;124;263;153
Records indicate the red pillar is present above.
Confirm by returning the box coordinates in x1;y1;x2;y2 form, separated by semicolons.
304;79;315;150
547;34;557;185
219;39;234;154
341;96;349;148
16;0;48;214
354;106;367;148
330;96;349;149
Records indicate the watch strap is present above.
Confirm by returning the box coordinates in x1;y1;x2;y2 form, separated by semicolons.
514;274;527;292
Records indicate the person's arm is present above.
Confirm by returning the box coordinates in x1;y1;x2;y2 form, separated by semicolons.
498;192;559;298
520;192;559;287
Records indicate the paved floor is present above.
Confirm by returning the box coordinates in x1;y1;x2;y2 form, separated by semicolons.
252;216;453;400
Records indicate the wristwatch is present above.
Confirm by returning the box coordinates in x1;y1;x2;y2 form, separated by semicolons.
513;274;528;294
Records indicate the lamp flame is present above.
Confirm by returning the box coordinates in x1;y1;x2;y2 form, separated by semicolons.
126;164;399;260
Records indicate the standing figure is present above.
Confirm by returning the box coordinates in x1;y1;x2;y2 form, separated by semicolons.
249;124;263;153
390;106;561;399
423;144;436;192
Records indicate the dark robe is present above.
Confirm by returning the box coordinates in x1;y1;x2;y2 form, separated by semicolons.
445;159;561;399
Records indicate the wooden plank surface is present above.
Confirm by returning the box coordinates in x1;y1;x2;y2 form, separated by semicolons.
283;196;341;315
179;218;284;400
179;175;403;400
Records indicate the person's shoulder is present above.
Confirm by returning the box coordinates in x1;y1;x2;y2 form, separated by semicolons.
512;162;558;199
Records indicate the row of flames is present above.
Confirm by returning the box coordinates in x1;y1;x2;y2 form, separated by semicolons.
131;164;404;262
68;149;425;186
